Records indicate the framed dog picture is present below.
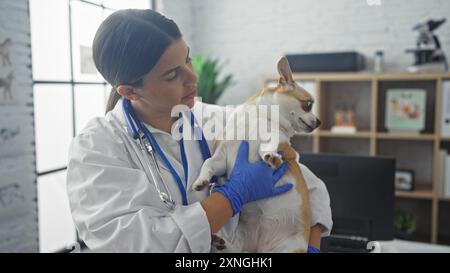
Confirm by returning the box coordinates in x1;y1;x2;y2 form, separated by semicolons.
385;89;426;133
395;169;415;191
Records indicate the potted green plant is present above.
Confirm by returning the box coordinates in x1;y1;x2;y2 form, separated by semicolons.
394;210;417;240
191;55;235;104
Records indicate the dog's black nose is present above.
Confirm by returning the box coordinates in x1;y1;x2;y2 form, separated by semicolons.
315;119;322;128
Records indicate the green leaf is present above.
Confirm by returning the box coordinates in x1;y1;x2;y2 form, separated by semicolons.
193;54;235;104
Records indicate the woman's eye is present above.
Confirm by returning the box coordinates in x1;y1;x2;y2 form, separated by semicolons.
166;71;178;81
166;57;191;81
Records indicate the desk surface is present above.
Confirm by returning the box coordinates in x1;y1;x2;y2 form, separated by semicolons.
370;239;450;253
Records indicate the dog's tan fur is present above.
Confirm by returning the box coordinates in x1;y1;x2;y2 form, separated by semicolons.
247;84;313;105
277;142;312;252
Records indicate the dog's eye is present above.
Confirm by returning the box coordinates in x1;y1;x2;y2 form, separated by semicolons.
303;100;313;112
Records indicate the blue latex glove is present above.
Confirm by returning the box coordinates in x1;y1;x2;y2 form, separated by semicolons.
307;245;320;253
213;140;293;216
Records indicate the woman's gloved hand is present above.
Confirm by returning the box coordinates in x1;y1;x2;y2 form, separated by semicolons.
307;245;320;253
213;140;293;216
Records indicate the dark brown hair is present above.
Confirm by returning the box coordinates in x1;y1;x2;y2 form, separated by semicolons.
92;9;182;113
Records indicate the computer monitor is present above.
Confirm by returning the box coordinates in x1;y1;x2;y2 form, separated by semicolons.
299;153;395;241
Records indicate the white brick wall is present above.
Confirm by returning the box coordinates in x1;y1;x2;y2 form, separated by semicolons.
157;0;195;49
161;0;450;105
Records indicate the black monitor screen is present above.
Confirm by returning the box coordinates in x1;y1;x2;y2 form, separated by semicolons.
299;153;395;241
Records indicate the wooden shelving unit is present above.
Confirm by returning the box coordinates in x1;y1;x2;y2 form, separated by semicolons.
263;72;450;245
396;184;434;200
376;132;435;141
318;130;371;138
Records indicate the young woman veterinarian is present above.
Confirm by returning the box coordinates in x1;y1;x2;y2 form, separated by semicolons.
66;9;332;253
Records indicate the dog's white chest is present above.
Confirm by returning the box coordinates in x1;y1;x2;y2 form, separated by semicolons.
234;172;307;252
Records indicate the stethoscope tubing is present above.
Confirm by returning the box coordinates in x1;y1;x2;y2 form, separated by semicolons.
122;98;215;210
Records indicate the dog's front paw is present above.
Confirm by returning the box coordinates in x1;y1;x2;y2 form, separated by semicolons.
212;234;227;251
192;179;210;191
263;152;283;168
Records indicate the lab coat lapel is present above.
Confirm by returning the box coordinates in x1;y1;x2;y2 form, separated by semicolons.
176;112;199;192
183;136;203;192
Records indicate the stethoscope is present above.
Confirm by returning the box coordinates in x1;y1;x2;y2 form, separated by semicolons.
122;98;215;211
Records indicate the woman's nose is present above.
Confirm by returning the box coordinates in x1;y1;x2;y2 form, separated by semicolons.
184;65;197;85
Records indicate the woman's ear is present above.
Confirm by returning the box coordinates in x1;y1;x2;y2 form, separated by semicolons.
116;85;141;101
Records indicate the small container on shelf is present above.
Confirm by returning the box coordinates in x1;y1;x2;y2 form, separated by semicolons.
331;104;357;134
374;50;384;73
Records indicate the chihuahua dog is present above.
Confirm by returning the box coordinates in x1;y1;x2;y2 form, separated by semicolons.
192;57;321;252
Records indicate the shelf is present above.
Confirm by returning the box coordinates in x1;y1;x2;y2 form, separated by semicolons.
262;72;450;82
376;132;435;141
318;130;371;138
396;184;435;200
296;132;317;137
376;73;447;81
316;131;437;140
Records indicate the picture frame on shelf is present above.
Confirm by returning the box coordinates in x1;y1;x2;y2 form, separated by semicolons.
385;89;426;133
331;105;357;134
395;169;415;191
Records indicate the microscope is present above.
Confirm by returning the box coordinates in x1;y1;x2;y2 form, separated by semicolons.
406;18;448;72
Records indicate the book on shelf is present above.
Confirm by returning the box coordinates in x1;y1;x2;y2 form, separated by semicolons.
438;149;450;198
441;81;450;137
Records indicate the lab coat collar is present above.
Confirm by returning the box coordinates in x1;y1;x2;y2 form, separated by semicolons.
109;98;202;136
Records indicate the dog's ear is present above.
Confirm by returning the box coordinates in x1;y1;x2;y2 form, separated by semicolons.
277;57;295;86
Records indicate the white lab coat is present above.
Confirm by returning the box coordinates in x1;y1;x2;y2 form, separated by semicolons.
66;99;332;253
